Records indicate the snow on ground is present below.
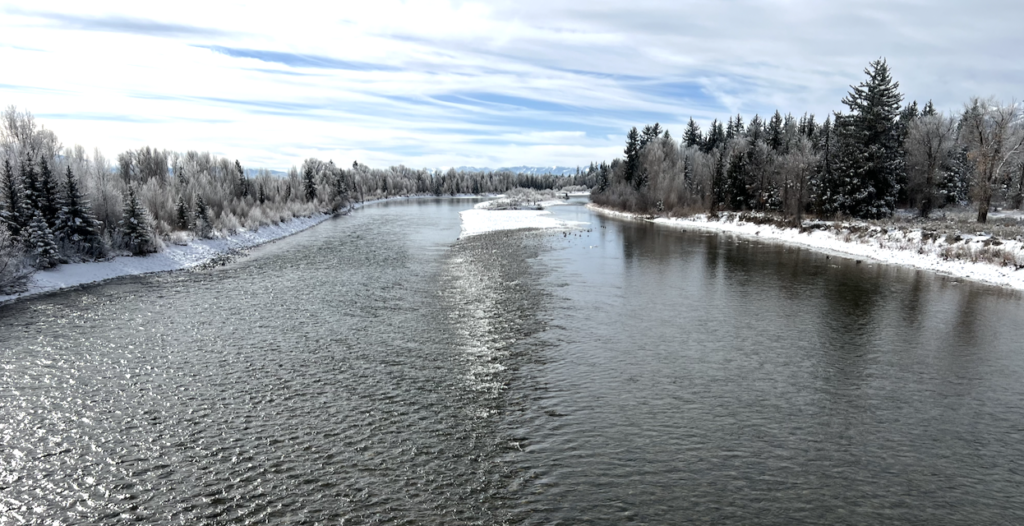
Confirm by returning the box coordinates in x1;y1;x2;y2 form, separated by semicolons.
0;213;333;304
589;204;1024;291
461;198;586;237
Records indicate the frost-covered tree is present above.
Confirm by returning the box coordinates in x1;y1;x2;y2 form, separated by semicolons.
56;166;104;258
961;97;1024;222
193;194;212;238
0;221;31;293
0;157;24;238
25;208;60;268
118;184;156;255
175;194;191;231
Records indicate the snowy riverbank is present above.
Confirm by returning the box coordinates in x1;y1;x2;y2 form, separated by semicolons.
0;212;335;304
460;197;586;237
589;204;1024;291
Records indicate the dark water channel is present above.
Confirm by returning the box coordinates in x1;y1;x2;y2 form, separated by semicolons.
3;198;1024;524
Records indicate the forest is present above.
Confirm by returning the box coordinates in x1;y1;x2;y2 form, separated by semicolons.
0;107;593;292
590;59;1024;226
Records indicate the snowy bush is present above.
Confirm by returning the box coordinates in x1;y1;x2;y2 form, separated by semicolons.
0;223;32;294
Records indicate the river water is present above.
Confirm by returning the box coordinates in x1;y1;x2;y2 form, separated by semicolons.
2;198;1024;524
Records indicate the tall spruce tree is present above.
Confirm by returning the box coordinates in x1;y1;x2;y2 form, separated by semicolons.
303;164;317;202
767;111;784;151
193;194;212;238
623;126;641;188
0;158;24;238
25;208;60;268
175;194;191;231
683;118;702;148
35;160;62;229
56;166;103;258
119;184;156;255
833;58;905;218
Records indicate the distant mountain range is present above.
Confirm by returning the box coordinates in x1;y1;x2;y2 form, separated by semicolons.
450;166;580;176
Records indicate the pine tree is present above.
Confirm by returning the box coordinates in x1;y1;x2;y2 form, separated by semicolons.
175;194;191;230
257;183;266;204
623;126;641;187
767;110;784;151
304;164;317;202
18;157;39;227
727;147;749;209
833;58;905;218
0;158;25;239
683;118;702;148
56;166;104;258
193;194;212;238
35;160;62;229
119;185;156;255
921;100;937;117
25;208;60;269
235;159;249;197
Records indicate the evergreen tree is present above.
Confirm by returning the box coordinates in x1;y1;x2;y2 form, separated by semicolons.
710;149;727;213
119;185;156;255
18;157;39;226
921;100;937;117
746;115;765;144
175;194;191;231
25;208;60;269
235;159;249;197
193;194;212;238
683;118;702;148
727;147;750;209
641;123;662;147
35;160;62;229
623;126;642;187
767;110;784;151
257;183;266;204
56;166;103;257
702;119;726;153
304;163;317;202
0;158;24;239
833;58;905;218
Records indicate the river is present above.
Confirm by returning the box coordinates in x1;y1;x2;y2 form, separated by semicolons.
2;197;1024;524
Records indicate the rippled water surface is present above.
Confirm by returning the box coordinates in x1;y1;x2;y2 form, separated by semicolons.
3;198;1024;524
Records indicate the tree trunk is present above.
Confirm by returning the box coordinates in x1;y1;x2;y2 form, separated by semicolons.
977;195;990;223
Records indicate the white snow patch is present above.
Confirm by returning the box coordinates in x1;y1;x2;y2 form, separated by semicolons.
1;213;333;304
589;204;1024;291
461;199;586;237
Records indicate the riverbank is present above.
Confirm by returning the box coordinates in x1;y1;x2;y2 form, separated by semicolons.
0;211;340;305
588;204;1024;291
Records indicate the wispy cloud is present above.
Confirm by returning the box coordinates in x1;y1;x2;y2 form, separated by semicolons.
6;8;228;37
1;0;1022;170
195;46;400;72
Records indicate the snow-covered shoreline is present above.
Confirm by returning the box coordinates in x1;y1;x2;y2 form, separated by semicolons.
588;203;1024;291
0;212;338;305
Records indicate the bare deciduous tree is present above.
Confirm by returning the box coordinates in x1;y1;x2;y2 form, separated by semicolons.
961;97;1024;223
905;113;957;217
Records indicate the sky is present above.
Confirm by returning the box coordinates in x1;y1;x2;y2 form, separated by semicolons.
1;0;1022;171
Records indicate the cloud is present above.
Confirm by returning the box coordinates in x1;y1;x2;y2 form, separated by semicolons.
6;8;228;37
195;46;400;72
0;0;1022;170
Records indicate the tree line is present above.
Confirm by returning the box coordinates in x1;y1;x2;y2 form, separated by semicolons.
590;59;1024;225
0;106;591;292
